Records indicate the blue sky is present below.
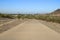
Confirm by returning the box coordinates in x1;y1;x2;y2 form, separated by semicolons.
0;0;60;14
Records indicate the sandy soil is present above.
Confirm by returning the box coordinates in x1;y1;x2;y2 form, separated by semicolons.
0;18;13;24
0;19;60;40
0;19;26;33
39;20;60;33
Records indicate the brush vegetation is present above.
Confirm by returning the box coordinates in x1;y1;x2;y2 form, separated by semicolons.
0;9;60;23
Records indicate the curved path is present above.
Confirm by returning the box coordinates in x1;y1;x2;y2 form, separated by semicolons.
0;19;60;40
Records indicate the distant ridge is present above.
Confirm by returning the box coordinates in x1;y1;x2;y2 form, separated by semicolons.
50;9;60;16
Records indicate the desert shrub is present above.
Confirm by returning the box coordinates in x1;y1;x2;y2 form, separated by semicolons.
0;13;14;19
33;14;60;23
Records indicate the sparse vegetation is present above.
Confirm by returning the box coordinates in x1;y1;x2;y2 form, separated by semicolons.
0;13;15;19
0;9;60;23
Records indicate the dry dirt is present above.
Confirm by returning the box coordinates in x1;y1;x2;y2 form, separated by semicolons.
0;19;60;40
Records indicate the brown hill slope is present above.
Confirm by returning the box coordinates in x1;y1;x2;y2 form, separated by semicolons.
50;9;60;16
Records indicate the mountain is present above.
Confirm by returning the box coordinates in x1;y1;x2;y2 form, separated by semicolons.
50;9;60;16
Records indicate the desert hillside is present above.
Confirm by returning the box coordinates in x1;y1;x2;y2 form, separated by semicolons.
50;9;60;16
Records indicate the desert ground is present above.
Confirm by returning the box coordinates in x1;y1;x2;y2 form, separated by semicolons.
0;19;60;40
